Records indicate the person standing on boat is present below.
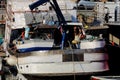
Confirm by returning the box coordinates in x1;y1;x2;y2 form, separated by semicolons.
25;24;30;40
10;29;19;43
72;26;82;49
17;28;25;44
21;28;25;40
104;7;110;23
8;43;18;55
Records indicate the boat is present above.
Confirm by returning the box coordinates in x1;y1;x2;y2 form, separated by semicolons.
3;0;109;77
5;22;109;77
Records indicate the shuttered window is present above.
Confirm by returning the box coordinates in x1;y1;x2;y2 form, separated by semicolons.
0;0;6;9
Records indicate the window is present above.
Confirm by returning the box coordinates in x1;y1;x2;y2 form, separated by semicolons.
0;0;6;9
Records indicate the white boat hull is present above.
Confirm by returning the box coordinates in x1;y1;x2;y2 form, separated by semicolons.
15;40;109;76
18;61;108;76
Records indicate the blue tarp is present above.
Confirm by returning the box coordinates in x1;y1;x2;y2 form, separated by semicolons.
18;47;52;53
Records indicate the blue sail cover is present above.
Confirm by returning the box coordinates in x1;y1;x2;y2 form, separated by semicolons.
18;47;52;53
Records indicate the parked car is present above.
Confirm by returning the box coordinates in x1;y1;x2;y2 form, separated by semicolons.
77;0;96;10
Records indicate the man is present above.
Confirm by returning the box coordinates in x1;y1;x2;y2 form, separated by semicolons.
72;26;81;49
25;24;30;40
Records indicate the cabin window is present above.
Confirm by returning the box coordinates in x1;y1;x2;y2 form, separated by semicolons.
0;0;6;9
29;26;56;40
10;26;57;42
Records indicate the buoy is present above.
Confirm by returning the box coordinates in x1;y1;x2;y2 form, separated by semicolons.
4;55;17;66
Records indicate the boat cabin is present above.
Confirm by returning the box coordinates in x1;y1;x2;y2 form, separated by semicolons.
9;22;86;53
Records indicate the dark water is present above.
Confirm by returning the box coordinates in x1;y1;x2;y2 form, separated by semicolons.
105;25;120;75
25;75;92;80
3;71;115;80
107;44;120;75
4;74;92;80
